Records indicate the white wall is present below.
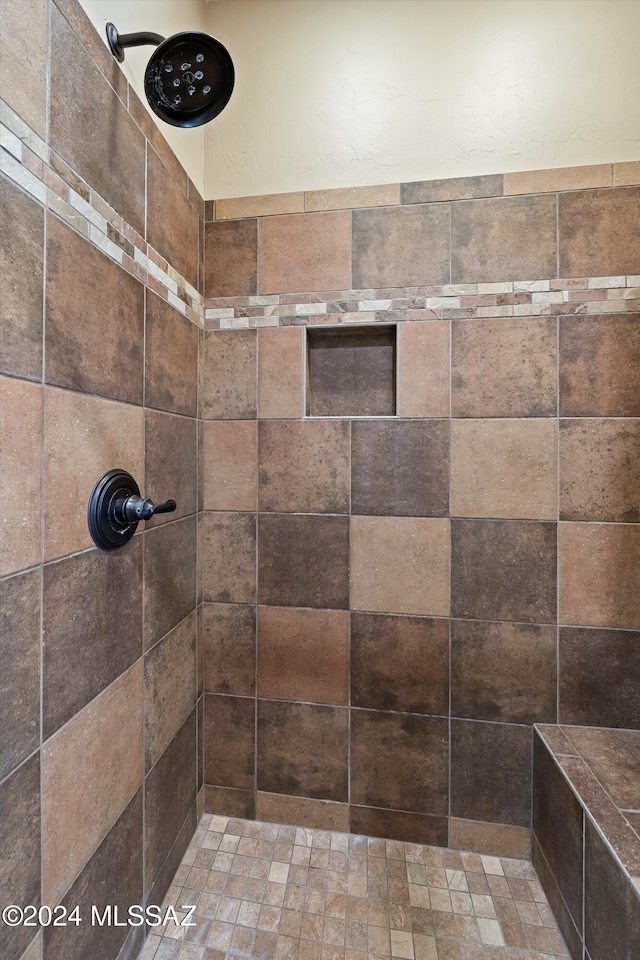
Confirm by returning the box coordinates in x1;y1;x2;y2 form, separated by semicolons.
203;0;640;199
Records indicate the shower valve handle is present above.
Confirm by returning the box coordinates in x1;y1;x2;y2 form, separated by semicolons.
88;469;178;551
117;495;177;523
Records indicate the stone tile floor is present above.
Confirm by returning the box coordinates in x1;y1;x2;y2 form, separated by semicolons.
138;814;569;960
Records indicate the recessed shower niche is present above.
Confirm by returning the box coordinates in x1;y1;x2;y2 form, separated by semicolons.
306;323;397;417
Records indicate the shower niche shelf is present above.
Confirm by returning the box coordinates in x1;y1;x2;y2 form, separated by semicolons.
306;324;397;417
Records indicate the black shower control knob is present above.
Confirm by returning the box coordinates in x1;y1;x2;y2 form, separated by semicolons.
118;495;177;522
87;469;176;551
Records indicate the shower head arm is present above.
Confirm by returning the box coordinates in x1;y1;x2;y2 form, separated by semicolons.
106;23;165;63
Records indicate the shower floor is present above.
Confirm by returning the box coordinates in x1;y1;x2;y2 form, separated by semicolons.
138;815;570;960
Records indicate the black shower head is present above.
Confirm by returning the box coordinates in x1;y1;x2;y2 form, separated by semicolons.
106;23;234;128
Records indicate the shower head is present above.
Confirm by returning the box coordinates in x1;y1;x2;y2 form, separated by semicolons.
106;23;234;128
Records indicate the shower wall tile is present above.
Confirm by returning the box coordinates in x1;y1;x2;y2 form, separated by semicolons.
0;176;44;381
352;204;450;288
451;720;532;827
43;387;144;561
449;818;532;860
258;514;350;609
202;603;256;696
202;511;256;604
451;519;557;623
0;570;40;781
351;419;449;517
397;321;450;418
450;418;557;520
558;186;640;278
204;694;255;790
350;806;448;847
451;619;557;724
201;329;257;419
215;192;305;219
584;815;640;960
259;419;350;514
42;540;141;738
451;194;557;282
451;317;557;418
42;660;143;906
256;792;349;832
401;173;503;204
0;0;48;138
143;516;197;649
145;797;197;911
559;627;640;729
559;313;640;417
202;420;257;511
0;754;41;960
306;182;400;212
45;215;144;404
258;326;304;419
147;147;199;289
0;376;42;577
307;327;396;417
145;291;198;417
559;418;640;522
51;0;128;108
145;410;198;525
559;522;640;629
350;516;450;616
350;710;449;815
259;211;351;294
205;218;258;297
204;786;255;819
351;613;449;715
257;700;349;802
257;606;350;705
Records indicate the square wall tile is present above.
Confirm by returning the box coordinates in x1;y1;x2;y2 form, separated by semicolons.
202;512;256;604
258;326;304;419
350;710;449;815
147;147;198;289
585;816;640;960
0;570;40;780
307;325;396;417
397;321;450;418
0;376;42;577
257;606;350;705
257;700;348;802
259;420;349;514
559;314;640;417
201;330;257;420
205;219;258;297
0;0;48;137
204;694;255;790
258;514;349;609
559;186;640;277
351;613;449;715
144;516;197;649
452;519;557;623
560;419;640;522
559;627;640;729
145;291;198;418
203;420;257;511
202;603;256;696
559;522;640;629
451;419;557;520
452;318;557;418
352;204;450;287
351;516;450;616
145;410;198;525
0;754;41;960
259;212;351;294
351;420;449;517
451;619;557;724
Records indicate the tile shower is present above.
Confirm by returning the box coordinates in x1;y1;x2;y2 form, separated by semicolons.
0;3;638;960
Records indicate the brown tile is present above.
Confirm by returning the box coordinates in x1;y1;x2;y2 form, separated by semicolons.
0;570;40;780
258;606;350;705
201;330;257;419
145;410;198;525
559;522;640;629
216;192;304;219
145;611;197;772
145;709;197;893
560;627;640;728
0;0;47;136
560;418;640;522
306;183;400;212
205;785;255;819
203;603;256;696
307;326;396;417
585;816;640;960
614;160;640;186
204;695;255;790
258;514;349;609
351;516;450;616
147;147;198;288
0;376;42;576
451;419;557;520
145;291;198;417
0;177;44;381
257;700;348;802
401;175;503;204
449;818;531;860
451;519;557;623
351;420;449;517
51;0;128;107
49;7;145;234
205;219;258;297
351;613;449;715
451;720;532;827
144;516;197;648
202;512;256;604
559;186;640;277
559;314;640;416
42;539;142;738
504;164;612;195
564;726;640;810
259;420;350;513
350;806;448;847
452;317;557;418
352;204;450;287
147;793;197;910
256;793;349;832
0;753;40;960
397;321;449;418
451;195;557;283
259;212;351;294
42;660;143;905
532;835;583;960
258;327;304;419
203;420;257;511
351;710;448;815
